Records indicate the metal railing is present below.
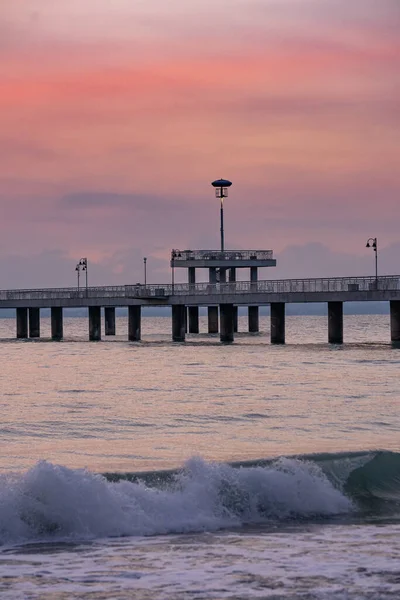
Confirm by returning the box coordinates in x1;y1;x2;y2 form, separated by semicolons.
171;249;274;261
0;275;399;302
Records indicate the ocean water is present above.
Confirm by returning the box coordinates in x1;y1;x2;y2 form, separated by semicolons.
0;314;399;599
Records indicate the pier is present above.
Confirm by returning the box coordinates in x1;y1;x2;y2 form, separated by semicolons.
2;274;400;344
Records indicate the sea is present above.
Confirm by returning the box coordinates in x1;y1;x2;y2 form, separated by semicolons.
0;313;399;600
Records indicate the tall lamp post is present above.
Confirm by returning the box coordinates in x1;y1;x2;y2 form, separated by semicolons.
143;257;147;286
76;258;88;295
366;237;378;289
211;179;232;252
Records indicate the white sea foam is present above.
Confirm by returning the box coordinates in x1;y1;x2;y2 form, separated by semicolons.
0;457;353;545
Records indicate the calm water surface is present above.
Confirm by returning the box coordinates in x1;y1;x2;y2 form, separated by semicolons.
0;314;399;599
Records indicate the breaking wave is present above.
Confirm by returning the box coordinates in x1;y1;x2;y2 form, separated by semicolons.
0;451;398;545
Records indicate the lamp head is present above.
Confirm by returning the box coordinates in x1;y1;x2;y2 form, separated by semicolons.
366;242;370;248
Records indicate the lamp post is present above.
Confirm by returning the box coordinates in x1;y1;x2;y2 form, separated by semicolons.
143;257;147;286
211;179;232;252
76;258;88;295
171;250;176;294
75;263;80;290
366;237;378;289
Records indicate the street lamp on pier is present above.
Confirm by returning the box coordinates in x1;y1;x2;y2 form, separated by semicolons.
76;258;88;295
366;237;378;289
211;179;232;252
143;257;147;286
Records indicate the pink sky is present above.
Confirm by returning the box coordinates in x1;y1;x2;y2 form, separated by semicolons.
0;0;399;287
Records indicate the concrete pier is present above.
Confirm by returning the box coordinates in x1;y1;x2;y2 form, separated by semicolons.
172;305;186;341
208;306;219;334
248;305;259;333
51;307;63;340
328;301;343;344
29;308;40;338
220;303;235;343
105;307;116;336
271;302;285;344
188;306;199;333
89;306;101;341
390;300;400;343
128;305;141;341
16;308;28;339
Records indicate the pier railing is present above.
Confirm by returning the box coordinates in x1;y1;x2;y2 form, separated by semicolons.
0;275;400;301
171;249;274;261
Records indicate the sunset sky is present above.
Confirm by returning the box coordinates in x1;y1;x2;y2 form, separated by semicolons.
1;0;399;287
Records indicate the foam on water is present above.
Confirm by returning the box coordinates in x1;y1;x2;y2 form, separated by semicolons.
0;457;352;545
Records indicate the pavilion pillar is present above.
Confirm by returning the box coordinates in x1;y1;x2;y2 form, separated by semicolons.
220;303;234;343
390;301;400;343
105;307;116;336
172;305;186;342
328;301;343;344
16;308;28;339
229;268;238;332
249;266;259;332
248;306;259;333
128;305;141;341
51;307;63;340
271;302;285;344
208;267;219;333
188;306;199;334
89;306;101;341
29;308;40;338
208;306;219;334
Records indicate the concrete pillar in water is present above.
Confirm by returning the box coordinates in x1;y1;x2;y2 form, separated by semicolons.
271;302;285;344
105;307;116;336
208;267;219;333
51;307;63;340
89;306;101;341
328;301;343;344
128;305;141;341
16;308;28;339
172;305;186;342
248;306;259;333
229;268;238;332
208;306;219;334
188;306;199;334
390;301;400;343
220;303;235;343
249;266;259;332
29;308;40;338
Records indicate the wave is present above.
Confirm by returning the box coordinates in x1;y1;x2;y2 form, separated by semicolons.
0;451;399;545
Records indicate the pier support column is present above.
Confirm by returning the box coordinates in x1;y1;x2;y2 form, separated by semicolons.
16;308;28;339
105;307;116;336
229;269;238;332
390;301;400;343
89;306;101;341
128;305;141;341
51;307;63;340
208;306;219;333
249;266;259;332
271;302;285;344
220;303;235;343
328;301;343;344
248;306;259;333
29;308;40;338
188;306;199;334
172;305;186;342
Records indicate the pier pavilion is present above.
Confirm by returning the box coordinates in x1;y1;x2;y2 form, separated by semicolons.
171;248;276;334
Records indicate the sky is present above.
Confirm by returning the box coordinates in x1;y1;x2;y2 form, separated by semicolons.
1;0;399;287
